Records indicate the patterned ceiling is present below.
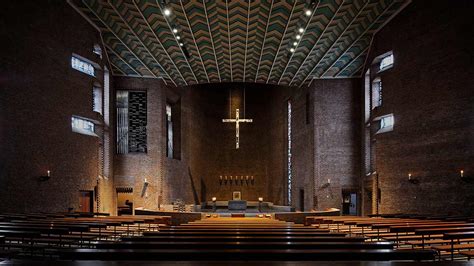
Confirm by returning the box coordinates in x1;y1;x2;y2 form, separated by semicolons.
70;0;410;87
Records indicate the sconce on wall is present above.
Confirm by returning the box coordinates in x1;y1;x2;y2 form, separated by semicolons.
408;173;419;184
320;178;331;189
39;170;51;181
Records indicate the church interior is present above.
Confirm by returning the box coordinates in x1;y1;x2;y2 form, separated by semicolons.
1;0;473;264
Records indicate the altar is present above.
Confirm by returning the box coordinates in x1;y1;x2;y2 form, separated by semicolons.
228;200;247;210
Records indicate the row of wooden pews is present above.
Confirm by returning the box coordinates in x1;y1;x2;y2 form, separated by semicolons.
306;214;474;261
59;217;435;261
0;212;171;260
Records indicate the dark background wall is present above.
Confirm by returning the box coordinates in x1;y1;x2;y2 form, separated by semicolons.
0;0;113;213
365;0;474;215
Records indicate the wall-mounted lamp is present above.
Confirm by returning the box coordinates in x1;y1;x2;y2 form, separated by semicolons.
212;197;217;212
39;170;51;181
408;173;419;184
321;178;331;189
460;170;473;183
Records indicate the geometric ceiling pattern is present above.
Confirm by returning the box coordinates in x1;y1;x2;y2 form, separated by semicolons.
70;0;410;87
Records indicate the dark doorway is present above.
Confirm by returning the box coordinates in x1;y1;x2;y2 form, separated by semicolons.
342;191;358;215
299;189;304;211
117;188;134;215
79;191;93;213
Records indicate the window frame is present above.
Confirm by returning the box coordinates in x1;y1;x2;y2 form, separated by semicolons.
375;51;394;73
374;114;394;134
71;116;98;137
71;53;101;77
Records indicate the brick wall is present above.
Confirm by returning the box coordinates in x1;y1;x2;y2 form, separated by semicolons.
310;79;362;211
0;0;113;213
364;0;474;215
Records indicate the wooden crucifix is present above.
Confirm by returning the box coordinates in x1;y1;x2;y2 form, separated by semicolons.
222;108;253;149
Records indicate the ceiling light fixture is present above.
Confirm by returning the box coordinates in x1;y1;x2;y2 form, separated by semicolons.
290;48;295;53
172;28;178;33
176;36;181;40
298;28;304;33
305;9;312;16
293;41;298;46
296;35;301;40
163;8;171;16
179;42;184;47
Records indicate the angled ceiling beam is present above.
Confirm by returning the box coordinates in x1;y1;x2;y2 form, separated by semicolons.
106;0;179;86
203;0;222;83
318;0;399;78
179;0;210;83
226;0;233;82
254;0;274;83
289;0;345;86
334;45;369;77
277;0;320;85
105;44;141;76
297;0;369;86
242;0;251;81
67;0;115;78
266;0;297;84
109;61;126;75
152;0;199;84
81;0;158;79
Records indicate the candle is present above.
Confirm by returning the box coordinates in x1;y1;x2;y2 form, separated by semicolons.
220;175;222;180
212;197;216;202
258;197;263;202
461;170;464;178
47;170;51;177
327;178;331;184
408;173;412;180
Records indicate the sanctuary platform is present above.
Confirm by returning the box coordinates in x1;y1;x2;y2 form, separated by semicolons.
198;200;294;213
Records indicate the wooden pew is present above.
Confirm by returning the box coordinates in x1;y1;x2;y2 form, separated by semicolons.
59;248;436;261
443;231;474;260
142;231;348;237
121;235;367;242
95;240;394;250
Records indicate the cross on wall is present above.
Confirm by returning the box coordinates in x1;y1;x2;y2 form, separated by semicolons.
222;108;253;149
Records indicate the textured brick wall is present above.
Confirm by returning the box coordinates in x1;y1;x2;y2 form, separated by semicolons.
113;77;166;210
310;79;362;211
365;0;474;215
0;0;113;213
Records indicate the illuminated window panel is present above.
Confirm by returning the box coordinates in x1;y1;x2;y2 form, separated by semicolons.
71;56;95;76
71;116;96;136
379;53;394;71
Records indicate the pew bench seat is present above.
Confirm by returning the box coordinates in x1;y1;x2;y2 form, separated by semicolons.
431;243;474;252
460;250;474;260
59;248;436;261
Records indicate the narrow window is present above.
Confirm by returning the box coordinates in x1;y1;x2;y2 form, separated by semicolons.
376;114;394;134
71;56;95;76
71;116;96;136
165;100;181;160
166;103;173;158
379;53;394;72
371;77;382;109
93;86;102;114
116;90;147;154
287;100;292;206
